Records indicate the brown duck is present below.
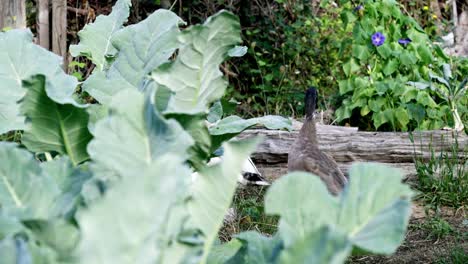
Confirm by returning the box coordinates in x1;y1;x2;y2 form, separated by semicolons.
288;87;348;195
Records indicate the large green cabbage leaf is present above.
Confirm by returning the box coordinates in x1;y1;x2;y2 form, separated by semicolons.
223;232;283;264
82;10;183;104
0;235;58;264
76;153;192;264
189;137;260;264
21;75;92;166
70;0;132;70
87;89;193;182
0;142;58;220
0;144;89;263
24;219;80;260
209;115;292;135
207;239;243;264
336;163;413;254
151;11;241;114
39;157;91;218
278;226;351;264
0;143;91;221
265;163;413;255
222;227;350;264
209;115;292;152
166;113;212;170
0;29;79;134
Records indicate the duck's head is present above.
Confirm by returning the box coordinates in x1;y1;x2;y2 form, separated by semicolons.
305;87;318;119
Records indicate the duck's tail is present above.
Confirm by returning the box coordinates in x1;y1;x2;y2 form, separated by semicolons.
239;157;270;186
192;156;270;186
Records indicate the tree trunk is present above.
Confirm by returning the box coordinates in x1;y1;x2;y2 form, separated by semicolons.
37;0;50;50
0;0;26;29
52;0;67;67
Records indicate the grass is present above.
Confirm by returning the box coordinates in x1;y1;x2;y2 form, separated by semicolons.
435;246;468;264
410;131;467;210
415;216;454;240
219;185;278;242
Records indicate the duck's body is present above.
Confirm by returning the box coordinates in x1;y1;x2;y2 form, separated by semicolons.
288;87;347;195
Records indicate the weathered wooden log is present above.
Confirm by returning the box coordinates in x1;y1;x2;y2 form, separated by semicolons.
237;124;467;181
237;124;467;164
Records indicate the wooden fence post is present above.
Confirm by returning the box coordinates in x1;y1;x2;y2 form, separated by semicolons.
37;0;50;50
0;0;26;29
52;0;67;67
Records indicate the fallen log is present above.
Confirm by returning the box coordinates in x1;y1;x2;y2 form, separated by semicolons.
237;123;467;181
238;124;467;164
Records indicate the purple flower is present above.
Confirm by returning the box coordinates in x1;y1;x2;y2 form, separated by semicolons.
398;38;412;45
354;5;364;11
371;32;386;46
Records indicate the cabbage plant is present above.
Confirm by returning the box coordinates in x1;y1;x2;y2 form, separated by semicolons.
0;1;412;263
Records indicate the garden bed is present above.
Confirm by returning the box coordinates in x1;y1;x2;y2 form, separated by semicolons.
224;189;467;263
222;123;467;263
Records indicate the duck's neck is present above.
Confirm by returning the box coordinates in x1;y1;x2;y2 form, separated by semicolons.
299;116;318;145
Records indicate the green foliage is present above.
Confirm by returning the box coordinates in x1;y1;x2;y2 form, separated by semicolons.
69;0;132;71
76;153;191;263
0;142;59;220
0;3;412;263
226;1;350;116
398;0;451;40
82;9;183;105
86;89;194;183
278;227;351;264
21;76;92;166
0;143;86;263
334;0;459;131
223;187;278;241
225;231;283;264
151;11;242;114
0;29;79;135
265;164;413;255
68;60;87;81
435;246;468;264
416;216;454;240
224;163;412;263
189;138;262;263
159;0;462;125
408;63;467;131
411;133;467;210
